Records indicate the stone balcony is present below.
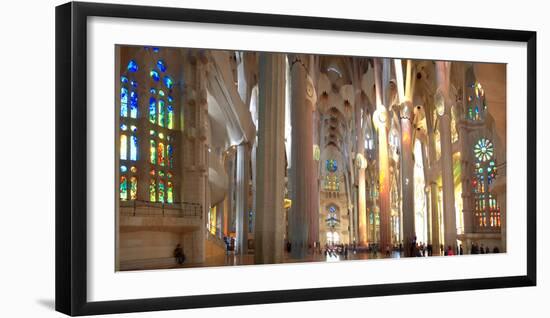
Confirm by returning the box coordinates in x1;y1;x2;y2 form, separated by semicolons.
119;200;203;232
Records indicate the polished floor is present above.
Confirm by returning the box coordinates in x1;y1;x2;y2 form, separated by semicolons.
164;249;407;270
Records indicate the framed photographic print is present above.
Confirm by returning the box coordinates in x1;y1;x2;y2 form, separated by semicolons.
55;1;537;316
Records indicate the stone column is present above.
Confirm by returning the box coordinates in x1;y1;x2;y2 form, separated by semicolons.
499;189;507;252
355;98;368;246
235;143;250;255
180;51;208;263
226;150;236;235
310;111;321;249
289;54;314;259
424;96;441;255
435;62;457;252
216;201;224;238
400;101;416;256
373;58;392;254
255;53;286;264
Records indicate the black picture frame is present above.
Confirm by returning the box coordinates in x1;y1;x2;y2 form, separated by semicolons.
55;1;537;316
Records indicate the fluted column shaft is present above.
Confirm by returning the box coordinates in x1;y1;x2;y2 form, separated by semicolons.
435;62;457;252
255;53;286;264
289;55;313;259
400;102;416;256
235;143;250;255
373;58;391;253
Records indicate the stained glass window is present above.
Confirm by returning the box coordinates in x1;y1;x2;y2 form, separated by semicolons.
130;135;138;161
130;177;137;200
149;97;156;124
149;179;156;202
167;181;173;203
120;165;127;173
130;91;138;118
120;87;128;117
150;140;157;164
164;76;173;89
466;81;487;121
150;69;160;82
326;206;339;227
158;142;165;166
120;135;127;160
472;138;499;230
158;100;165;127
158;180;165;203
167;105;174;129
120;176;128;200
326;159;337;172
474;138;494;162
127;60;138;72
323;175;340;191
157;60;166;72
167;144;174;168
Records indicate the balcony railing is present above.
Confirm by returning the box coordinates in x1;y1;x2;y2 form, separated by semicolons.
120;200;202;218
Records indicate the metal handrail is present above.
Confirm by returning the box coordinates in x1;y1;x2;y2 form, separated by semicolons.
120;200;202;218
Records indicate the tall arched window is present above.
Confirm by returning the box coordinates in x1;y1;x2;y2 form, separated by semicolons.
146;54;177;204
472;137;500;230
119;59;140;202
466;81;487;121
118;49;180;205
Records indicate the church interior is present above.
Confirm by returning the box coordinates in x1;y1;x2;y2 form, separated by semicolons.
115;45;506;271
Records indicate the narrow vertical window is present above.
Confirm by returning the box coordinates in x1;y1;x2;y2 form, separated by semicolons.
120;176;128;201
130;135;138;161
130;177;137;200
149;97;157;124
167;144;174;168
150;140;157;164
158;100;165;127
130;90;138;118
167;181;173;203
167;105;174;129
149;179;156;202
120;135;128;160
158;142;165;166
120;87;128;117
158;180;165;203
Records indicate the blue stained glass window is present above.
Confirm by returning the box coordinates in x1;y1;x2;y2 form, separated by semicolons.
130;91;138;118
127;60;138;72
149;97;157;123
168;144;174;168
130;135;138;161
167;105;174;129
150;88;156;94
121;76;128;83
120;87;128;117
158;99;165;127
326;159;338;172
163;76;173;89
153;47;159;53
167;96;173;103
131;80;138;88
120;165;128;173
150;69;160;82
157;60;167;72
